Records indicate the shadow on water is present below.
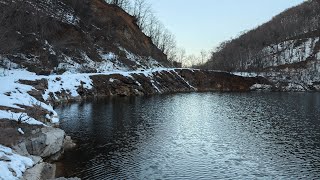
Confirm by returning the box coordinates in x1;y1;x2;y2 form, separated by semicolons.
55;92;320;179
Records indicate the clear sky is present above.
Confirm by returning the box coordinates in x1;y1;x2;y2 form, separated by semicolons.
148;0;306;56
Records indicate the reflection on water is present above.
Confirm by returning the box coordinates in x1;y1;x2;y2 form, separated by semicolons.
56;92;320;179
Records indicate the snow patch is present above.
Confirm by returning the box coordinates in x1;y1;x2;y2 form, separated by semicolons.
109;78;116;83
316;51;320;60
43;73;93;100
232;72;259;77
44;40;56;55
150;79;161;93
57;52;129;74
118;46;163;70
250;84;272;91
98;52;129;72
17;128;25;135
0;145;33;180
64;13;79;25
173;70;197;90
0;69;58;125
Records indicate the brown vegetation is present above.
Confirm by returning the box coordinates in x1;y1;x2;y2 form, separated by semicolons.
0;0;171;74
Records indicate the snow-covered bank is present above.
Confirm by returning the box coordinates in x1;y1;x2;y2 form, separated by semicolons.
0;145;33;180
0;69;58;125
0;68;174;125
0;68;272;125
0;68;183;179
0;69;91;179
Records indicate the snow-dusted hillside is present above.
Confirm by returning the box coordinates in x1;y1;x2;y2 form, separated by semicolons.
205;0;320;91
0;0;170;75
0;0;78;24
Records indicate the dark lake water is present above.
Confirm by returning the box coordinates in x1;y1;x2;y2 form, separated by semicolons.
55;92;320;179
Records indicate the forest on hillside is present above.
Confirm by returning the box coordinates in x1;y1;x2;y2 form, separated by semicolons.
204;0;320;71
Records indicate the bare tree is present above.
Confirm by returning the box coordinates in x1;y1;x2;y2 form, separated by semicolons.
186;54;199;67
131;0;152;31
144;13;159;38
200;50;208;65
105;0;131;12
177;48;186;64
104;0;178;59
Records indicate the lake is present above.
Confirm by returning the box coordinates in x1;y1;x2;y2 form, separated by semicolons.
55;92;320;179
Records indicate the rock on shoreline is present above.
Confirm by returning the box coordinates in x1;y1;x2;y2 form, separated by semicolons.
0;119;68;179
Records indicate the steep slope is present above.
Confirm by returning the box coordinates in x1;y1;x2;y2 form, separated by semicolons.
205;0;320;91
0;0;170;75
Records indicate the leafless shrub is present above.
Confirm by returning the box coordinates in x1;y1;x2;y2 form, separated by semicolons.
15;113;31;124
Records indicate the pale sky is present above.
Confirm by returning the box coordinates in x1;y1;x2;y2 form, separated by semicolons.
148;0;306;56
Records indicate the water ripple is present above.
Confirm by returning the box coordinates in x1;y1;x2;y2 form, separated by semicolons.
56;93;320;179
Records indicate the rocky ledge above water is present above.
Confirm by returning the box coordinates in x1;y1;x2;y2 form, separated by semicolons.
42;69;272;103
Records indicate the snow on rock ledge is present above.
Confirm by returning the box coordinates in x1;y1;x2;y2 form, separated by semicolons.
0;69;94;125
250;84;273;91
43;73;93;101
0;69;60;125
0;145;33;180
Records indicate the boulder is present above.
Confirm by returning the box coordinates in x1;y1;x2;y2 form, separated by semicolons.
40;127;65;158
23;127;65;158
23;162;56;180
25;133;47;156
63;136;76;150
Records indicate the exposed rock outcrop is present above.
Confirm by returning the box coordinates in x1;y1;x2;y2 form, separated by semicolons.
45;69;272;103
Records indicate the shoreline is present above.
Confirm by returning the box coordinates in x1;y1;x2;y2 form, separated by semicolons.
0;68;273;179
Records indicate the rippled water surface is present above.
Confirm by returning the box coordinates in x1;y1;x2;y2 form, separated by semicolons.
56;92;320;179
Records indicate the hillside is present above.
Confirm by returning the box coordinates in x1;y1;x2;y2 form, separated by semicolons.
0;0;171;75
205;0;320;91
